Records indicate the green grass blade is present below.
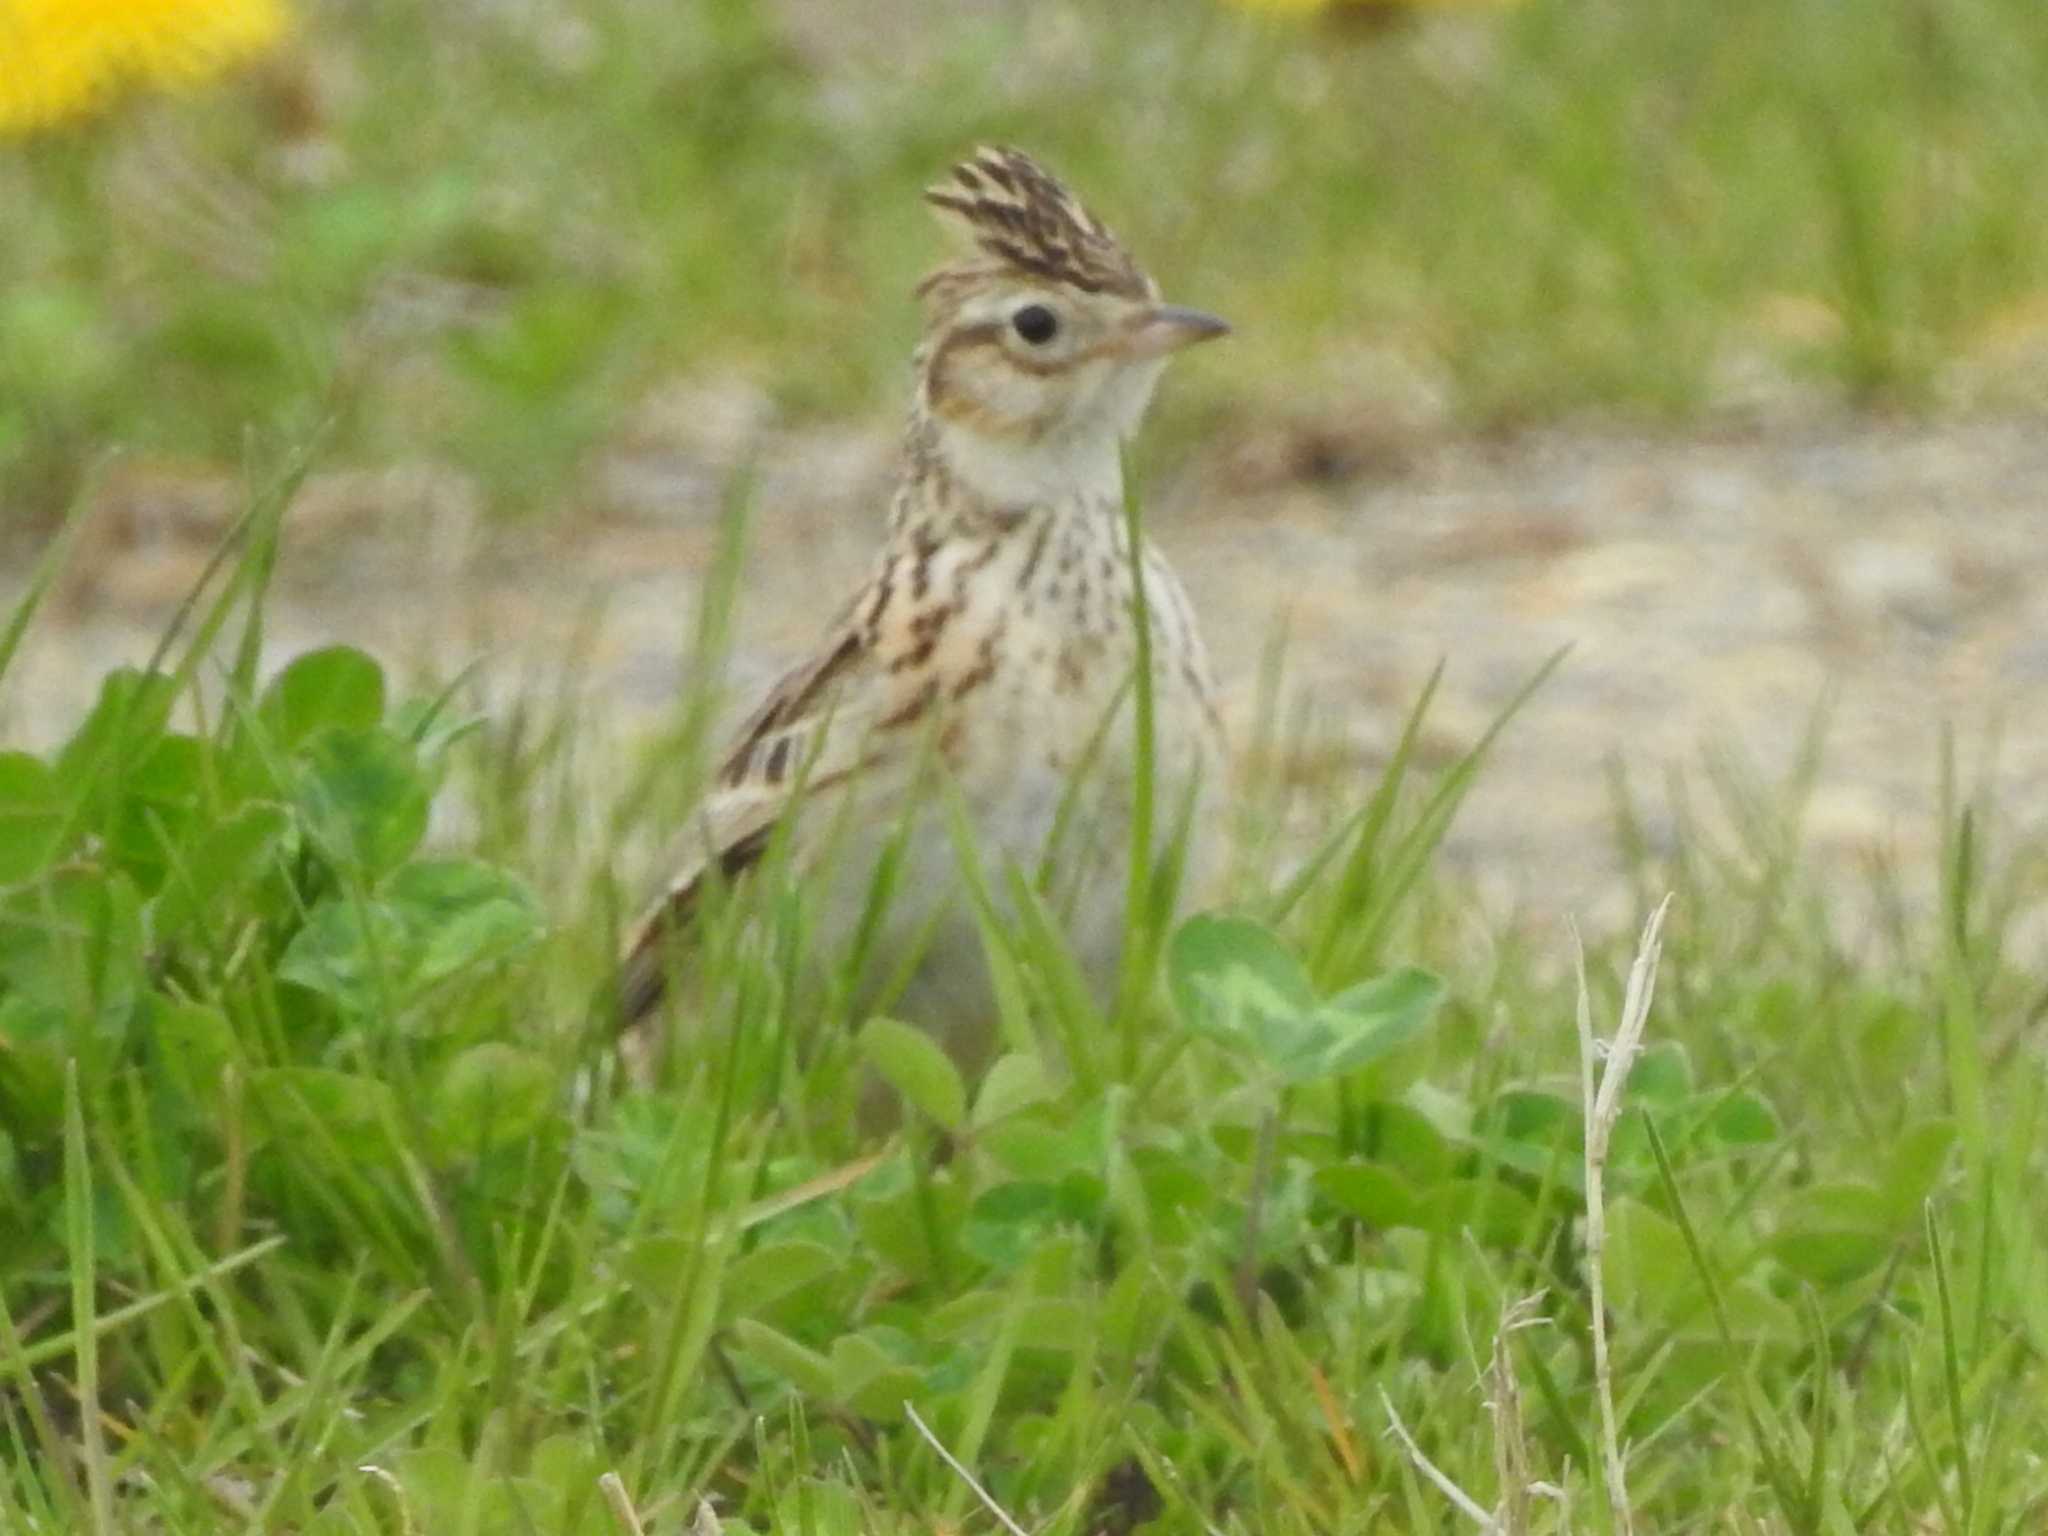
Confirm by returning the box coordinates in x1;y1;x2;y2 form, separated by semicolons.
1924;1202;1975;1532
64;1062;113;1536
0;469;99;691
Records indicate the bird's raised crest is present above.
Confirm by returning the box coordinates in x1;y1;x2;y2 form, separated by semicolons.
922;145;1154;300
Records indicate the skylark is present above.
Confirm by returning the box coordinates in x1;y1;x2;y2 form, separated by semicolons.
619;146;1229;1049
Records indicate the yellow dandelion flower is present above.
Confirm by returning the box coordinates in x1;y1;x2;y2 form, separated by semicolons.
0;0;288;136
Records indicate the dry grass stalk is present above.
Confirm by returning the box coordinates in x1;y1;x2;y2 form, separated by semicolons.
1488;1292;1547;1535
905;1401;1032;1536
1380;1388;1497;1531
1573;896;1674;1536
598;1471;648;1536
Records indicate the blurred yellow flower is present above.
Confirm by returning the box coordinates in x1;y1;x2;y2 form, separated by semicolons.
0;0;287;135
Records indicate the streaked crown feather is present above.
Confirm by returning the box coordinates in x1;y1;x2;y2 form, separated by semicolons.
922;146;1155;301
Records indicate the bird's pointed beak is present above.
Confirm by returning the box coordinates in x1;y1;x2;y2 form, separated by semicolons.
1123;304;1232;360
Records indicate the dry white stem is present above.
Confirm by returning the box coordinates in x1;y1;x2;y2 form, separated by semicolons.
1488;1293;1548;1535
1573;895;1672;1536
599;1472;648;1536
1380;1389;1498;1532
905;1401;1032;1536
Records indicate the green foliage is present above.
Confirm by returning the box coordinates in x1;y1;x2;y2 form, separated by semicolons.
5;349;2048;1533
860;1016;968;1131
8;0;2048;526
0;627;543;1262
5;513;2043;1530
1168;912;1443;1083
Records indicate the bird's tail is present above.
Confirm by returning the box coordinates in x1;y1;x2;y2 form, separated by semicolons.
609;822;775;1032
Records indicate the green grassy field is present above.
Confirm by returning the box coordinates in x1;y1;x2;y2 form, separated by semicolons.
5;0;2048;1531
4;467;2047;1532
7;0;2048;529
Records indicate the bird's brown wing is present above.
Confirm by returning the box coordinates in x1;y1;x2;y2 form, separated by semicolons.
614;615;888;1026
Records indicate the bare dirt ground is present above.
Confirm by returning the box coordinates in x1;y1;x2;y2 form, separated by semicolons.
9;412;2046;942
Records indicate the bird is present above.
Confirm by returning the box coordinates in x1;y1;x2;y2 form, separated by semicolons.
617;146;1230;1067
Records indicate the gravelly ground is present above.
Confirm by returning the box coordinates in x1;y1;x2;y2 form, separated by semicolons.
8;413;2046;944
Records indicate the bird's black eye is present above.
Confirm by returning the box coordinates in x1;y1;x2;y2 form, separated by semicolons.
1012;304;1059;345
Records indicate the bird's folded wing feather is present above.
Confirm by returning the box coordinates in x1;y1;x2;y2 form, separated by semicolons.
616;606;925;1024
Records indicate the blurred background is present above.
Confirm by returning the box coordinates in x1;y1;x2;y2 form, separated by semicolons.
5;0;2048;921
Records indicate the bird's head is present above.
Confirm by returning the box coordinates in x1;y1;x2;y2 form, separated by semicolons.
911;147;1228;505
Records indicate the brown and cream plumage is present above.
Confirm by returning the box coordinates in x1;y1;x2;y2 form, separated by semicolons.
618;146;1229;1046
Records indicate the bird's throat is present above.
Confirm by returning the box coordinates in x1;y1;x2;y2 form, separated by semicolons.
914;410;1124;523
